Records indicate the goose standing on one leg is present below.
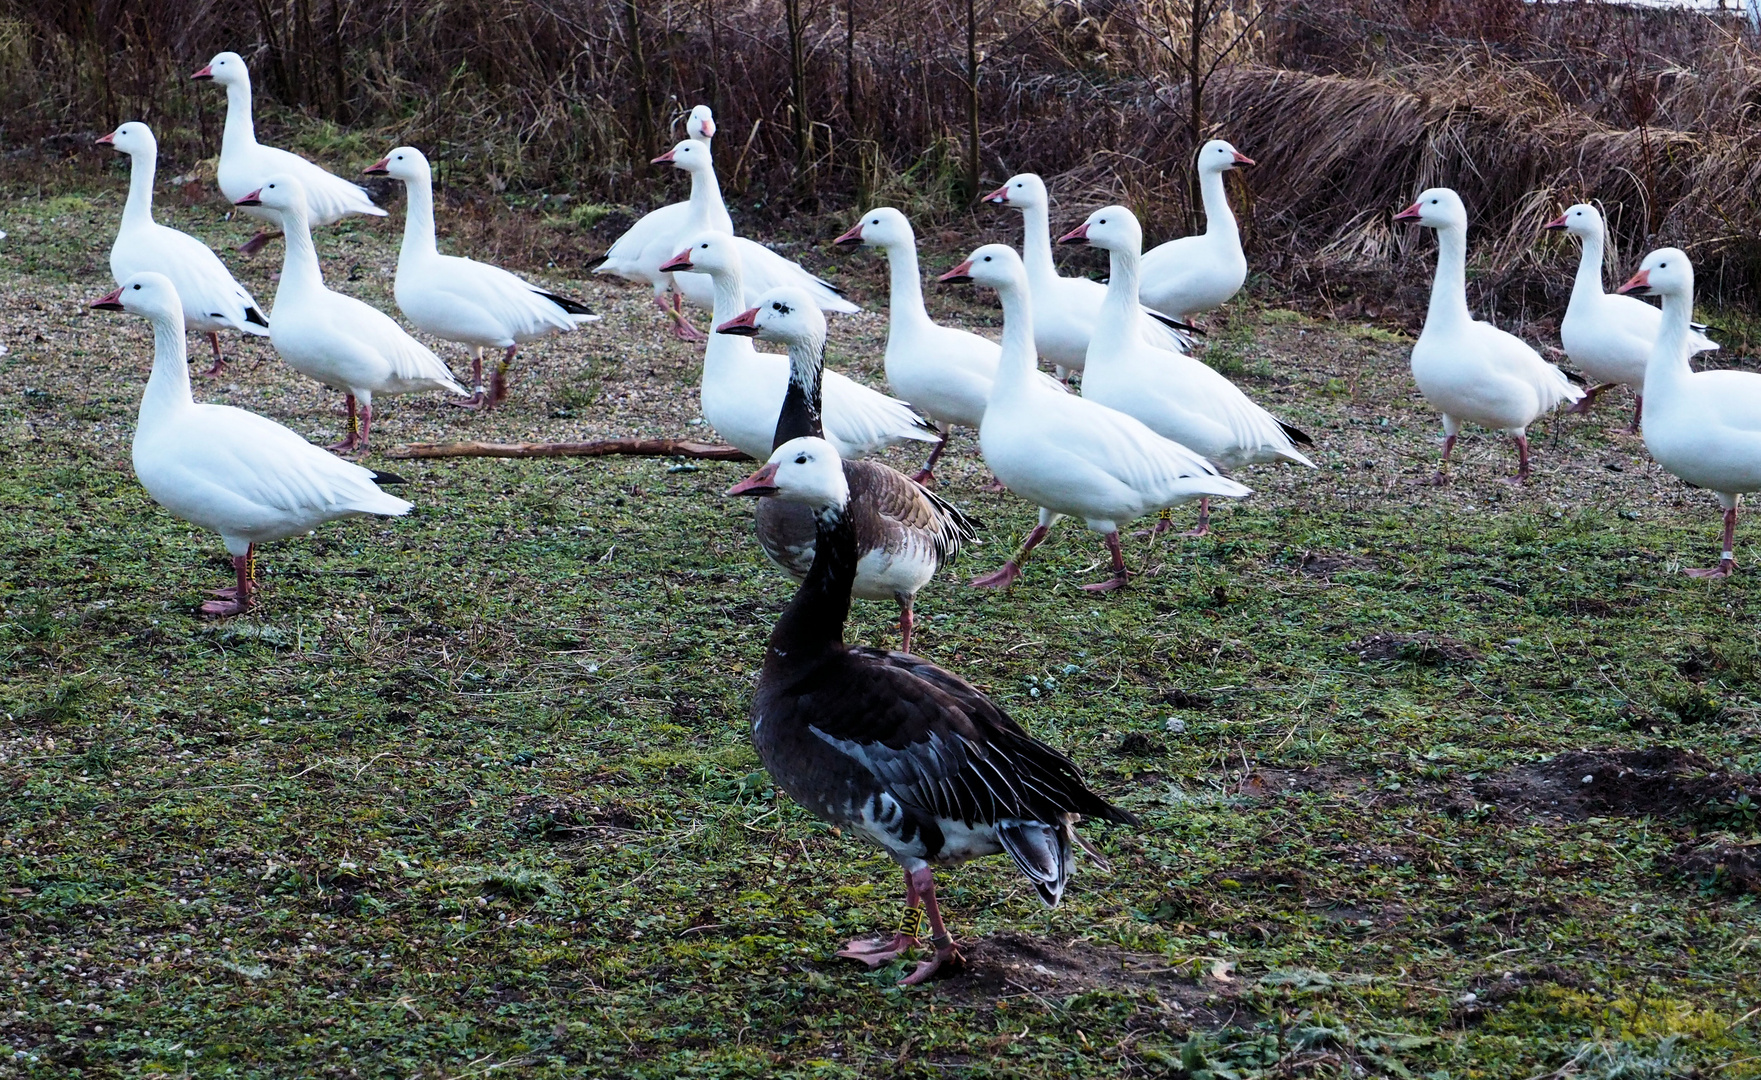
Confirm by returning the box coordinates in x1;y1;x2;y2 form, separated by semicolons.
238;176;467;455
594;105;721;337
1618;249;1761;579
715;287;977;653
939;245;1252;591
98;121;269;379
983;172;1197;379
728;435;1139;984
1543;203;1716;432
1138;140;1254;325
192;51;386;255
834;207;1006;484
1062;206;1312;536
365;146;598;409
659;233;937;460
94;272;411;615
1395;188;1581;484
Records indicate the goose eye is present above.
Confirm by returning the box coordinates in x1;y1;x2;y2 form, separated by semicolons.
132;284;141;290
795;455;808;464
983;256;992;262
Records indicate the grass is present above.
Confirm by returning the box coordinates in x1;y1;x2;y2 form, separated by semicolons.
2;172;1760;1079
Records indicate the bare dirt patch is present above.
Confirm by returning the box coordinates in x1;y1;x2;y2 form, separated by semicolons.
1666;836;1761;895
1352;633;1480;666
1473;747;1761;822
1295;551;1381;578
930;931;1239;1021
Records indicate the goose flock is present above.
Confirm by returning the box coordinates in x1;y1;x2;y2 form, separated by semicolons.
68;50;1761;985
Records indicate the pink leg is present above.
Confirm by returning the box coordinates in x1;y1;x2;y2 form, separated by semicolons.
1628;395;1643;434
1431;433;1457;486
449;351;488;410
1686;506;1738;579
355;402;373;456
200;549;254;617
971;522;1052;589
197;332;228;379
237;230;283;256
837;869;923;967
899;867;964;986
896;596;916;655
1182;498;1212;538
1567;382;1617;416
1133;508;1176;539
662;291;706;341
980;474;1008;494
911;430;950;486
486;345;518;409
208;543;257;599
1503;434;1531;485
327;396;360;454
1080;530;1130;593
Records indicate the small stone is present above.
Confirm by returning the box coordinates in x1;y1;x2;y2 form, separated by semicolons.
1164;718;1187;734
1582;774;1594;784
1457;991;1478;1004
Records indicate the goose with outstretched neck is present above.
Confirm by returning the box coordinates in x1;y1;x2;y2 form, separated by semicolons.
938;244;1252;592
1618;248;1761;579
237;175;467;454
729;435;1139;985
716;287;977;653
94;272;411;616
1395;187;1581;483
366;145;597;409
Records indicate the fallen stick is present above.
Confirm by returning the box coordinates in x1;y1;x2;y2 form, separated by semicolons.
385;438;751;461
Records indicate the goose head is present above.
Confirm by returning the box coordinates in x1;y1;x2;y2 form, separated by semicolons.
97;121;157;158
1059;205;1143;253
652;139;712;174
1618;247;1693;300
192;51;249;88
687;105;716;142
1393;187;1467;232
727;436;850;512
91;271;182;323
1542;202;1604;240
983;173;1048;212
660;231;741;276
1198;139;1255;174
715;286;827;349
834;206;913;250
939;243;1028;293
234;174;311;219
364;145;432;183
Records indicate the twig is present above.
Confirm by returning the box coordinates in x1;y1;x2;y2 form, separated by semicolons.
385;438;751;461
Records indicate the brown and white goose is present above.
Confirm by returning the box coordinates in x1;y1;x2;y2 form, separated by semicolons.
716;286;976;653
729;435;1139;985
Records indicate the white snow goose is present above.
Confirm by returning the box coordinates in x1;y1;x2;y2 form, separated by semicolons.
94;272;411;615
625;139;858;339
238;175;467;455
1544;203;1717;431
938;245;1252;591
1395;188;1582;483
1062;205;1313;535
728;434;1138;985
365;146;597;409
715;288;977;653
834;206;1014;483
98;121;269;378
192;51;386;254
1618;249;1761;579
659;235;937;459
983;172;1198;378
593;105;723;336
1137;139;1253;324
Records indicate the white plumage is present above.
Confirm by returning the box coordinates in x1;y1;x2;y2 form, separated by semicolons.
1545;202;1716;431
943;244;1252;591
193;51;385;253
1397;188;1582;483
1138;139;1254;324
96;272;410;616
983;172;1196;377
239;175;466;455
99;121;268;378
664;233;937;460
366;145;598;409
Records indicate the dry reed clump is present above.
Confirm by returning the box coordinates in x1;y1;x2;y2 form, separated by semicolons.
4;0;1760;321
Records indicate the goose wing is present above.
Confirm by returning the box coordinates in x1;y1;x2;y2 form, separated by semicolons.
325;291;467;391
822;370;941;457
168;404;412;517
256;146;386;221
845;460;980;565
427;254;596;337
732;237;861;314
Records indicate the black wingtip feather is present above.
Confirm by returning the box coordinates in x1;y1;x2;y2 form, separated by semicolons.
1278;421;1314;448
586;253;610;271
244;307;269;328
536;290;595;316
1562;369;1588;386
369;470;409;486
1146;310;1206;336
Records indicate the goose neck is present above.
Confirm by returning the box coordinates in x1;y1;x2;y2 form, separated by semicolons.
274;206;325;297
121;149;158;229
773;339;826;448
1571;230;1606;302
1199;168;1238;240
1645;286;1696;395
1424;224;1473;329
764;504;857;670
1019;202;1057;283
883;243;932;334
399;173;440;263
222;80;258;149
139;310;194;423
991;277;1039;397
686;164;731;233
1099;244;1144;334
